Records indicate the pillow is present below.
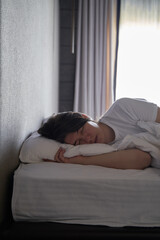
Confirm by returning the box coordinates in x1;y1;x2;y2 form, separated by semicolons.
19;131;116;163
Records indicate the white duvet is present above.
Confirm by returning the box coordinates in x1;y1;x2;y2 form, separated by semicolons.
111;121;160;168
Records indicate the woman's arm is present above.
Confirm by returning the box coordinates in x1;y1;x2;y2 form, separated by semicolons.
54;148;151;170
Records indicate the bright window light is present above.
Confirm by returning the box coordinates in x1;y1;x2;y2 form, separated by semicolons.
116;23;160;106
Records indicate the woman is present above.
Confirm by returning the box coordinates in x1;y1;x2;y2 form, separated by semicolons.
38;98;160;170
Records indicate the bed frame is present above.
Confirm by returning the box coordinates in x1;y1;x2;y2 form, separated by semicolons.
2;220;160;239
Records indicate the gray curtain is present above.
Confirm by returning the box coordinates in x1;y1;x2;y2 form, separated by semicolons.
74;0;108;120
74;0;118;120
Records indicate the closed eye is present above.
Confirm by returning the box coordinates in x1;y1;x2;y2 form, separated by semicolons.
74;139;78;146
80;126;84;134
74;140;79;146
74;130;80;146
74;127;84;146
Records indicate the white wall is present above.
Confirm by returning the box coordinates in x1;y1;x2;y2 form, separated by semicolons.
0;0;59;224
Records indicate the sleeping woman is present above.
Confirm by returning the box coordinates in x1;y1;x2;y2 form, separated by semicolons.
38;98;160;170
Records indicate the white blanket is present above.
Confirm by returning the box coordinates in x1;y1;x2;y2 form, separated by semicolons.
112;121;160;168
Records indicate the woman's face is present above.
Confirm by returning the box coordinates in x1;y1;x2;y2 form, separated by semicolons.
64;121;105;145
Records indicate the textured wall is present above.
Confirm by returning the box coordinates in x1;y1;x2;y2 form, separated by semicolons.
0;0;59;224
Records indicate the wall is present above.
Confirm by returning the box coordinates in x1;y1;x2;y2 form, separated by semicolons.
59;0;78;112
0;0;59;224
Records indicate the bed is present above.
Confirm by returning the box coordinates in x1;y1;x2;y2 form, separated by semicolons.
3;162;160;239
1;128;159;239
12;162;160;227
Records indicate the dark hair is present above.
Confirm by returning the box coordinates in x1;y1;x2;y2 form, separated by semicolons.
38;112;90;143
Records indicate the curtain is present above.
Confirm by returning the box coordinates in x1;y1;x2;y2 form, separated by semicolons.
73;0;119;120
116;0;160;106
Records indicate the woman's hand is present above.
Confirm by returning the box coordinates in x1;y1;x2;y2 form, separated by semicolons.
54;147;85;164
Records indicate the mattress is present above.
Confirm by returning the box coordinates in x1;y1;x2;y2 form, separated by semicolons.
12;162;160;227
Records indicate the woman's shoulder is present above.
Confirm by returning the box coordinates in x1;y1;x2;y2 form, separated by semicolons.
99;98;147;121
102;98;130;116
108;97;149;113
112;97;145;107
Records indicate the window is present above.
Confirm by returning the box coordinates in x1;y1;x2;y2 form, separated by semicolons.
116;0;160;106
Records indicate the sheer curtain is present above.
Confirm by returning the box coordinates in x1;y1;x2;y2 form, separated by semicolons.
74;0;119;120
116;0;160;106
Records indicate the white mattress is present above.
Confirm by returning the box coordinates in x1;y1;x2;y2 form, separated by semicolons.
12;162;160;227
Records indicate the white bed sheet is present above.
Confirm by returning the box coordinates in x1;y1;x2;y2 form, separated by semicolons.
12;162;160;227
